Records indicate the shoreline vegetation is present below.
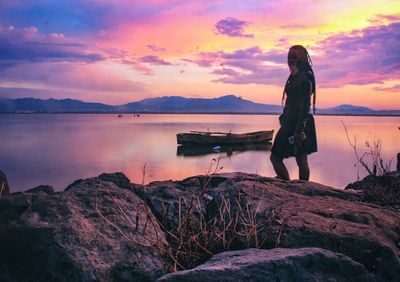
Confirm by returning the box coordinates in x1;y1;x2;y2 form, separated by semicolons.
0;169;399;281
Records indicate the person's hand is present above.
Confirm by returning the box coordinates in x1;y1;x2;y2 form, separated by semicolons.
293;131;306;145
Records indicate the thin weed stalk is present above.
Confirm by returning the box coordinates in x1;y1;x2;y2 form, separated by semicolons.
342;121;392;178
0;182;4;198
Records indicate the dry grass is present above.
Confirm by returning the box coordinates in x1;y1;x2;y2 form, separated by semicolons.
91;159;287;272
160;192;280;271
201;156;223;192
0;182;4;198
342;122;399;206
342;121;392;178
150;158;285;271
90;190;165;249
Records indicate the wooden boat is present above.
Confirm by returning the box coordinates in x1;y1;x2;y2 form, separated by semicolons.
176;130;274;145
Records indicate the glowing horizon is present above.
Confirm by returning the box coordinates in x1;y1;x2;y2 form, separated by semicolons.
0;0;399;109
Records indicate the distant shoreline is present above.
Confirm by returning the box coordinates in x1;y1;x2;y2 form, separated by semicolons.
1;112;399;117
2;96;399;116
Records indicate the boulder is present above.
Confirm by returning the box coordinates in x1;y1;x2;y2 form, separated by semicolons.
139;172;400;281
345;174;400;207
0;170;10;196
98;172;132;190
0;185;55;224
0;192;32;224
1;171;399;281
0;174;169;282
26;185;54;194
157;248;376;281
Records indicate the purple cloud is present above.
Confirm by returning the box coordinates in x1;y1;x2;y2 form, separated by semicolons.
0;1;184;36
146;44;166;52
183;51;225;67
276;37;290;46
0;24;174;77
0;25;104;68
211;68;239;76
215;17;254;38
191;47;284;68
315;21;400;87
138;55;172;65
368;13;400;25
374;84;400;92
188;20;400;88
189;46;287;85
121;54;173;75
211;67;287;85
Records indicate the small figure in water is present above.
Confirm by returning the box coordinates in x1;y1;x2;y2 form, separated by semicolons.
270;45;317;181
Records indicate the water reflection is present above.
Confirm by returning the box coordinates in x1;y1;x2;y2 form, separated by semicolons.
177;143;272;157
0;114;398;192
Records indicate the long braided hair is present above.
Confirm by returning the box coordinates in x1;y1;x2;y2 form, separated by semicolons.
282;45;316;114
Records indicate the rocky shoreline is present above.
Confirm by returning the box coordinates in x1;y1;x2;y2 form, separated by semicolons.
0;172;399;281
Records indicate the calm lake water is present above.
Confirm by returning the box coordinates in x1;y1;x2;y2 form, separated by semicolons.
0;114;398;192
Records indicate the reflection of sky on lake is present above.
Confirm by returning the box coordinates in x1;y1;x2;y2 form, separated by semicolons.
0;114;398;192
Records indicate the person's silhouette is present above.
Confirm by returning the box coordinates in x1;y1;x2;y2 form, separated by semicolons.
270;45;317;181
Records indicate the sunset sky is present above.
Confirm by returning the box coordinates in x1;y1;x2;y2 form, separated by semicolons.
0;0;399;109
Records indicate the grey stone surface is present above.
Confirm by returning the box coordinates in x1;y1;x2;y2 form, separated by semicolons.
1;171;399;281
140;172;400;281
25;184;54;194
157;248;376;282
0;174;169;281
98;172;132;190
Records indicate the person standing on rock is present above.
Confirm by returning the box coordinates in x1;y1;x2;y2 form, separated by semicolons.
270;45;317;181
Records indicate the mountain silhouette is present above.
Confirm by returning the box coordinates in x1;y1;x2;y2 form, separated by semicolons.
0;96;398;115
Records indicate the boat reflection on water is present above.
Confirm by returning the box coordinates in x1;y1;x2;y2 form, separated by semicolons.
177;142;272;157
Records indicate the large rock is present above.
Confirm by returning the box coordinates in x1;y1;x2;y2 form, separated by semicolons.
0;185;54;224
345;173;400;207
138;172;400;281
157;248;376;281
1;171;399;281
0;170;10;196
0;173;169;281
97;172;133;190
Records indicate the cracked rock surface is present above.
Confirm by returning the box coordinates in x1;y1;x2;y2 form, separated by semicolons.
1;172;399;281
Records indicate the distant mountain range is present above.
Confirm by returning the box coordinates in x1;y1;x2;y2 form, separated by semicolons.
0;95;399;116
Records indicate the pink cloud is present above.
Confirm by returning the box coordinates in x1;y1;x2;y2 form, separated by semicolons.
279;24;307;29
0;62;146;93
121;59;154;75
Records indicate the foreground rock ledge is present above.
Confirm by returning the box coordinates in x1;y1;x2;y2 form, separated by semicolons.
0;172;399;281
0;174;168;282
157;248;375;281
